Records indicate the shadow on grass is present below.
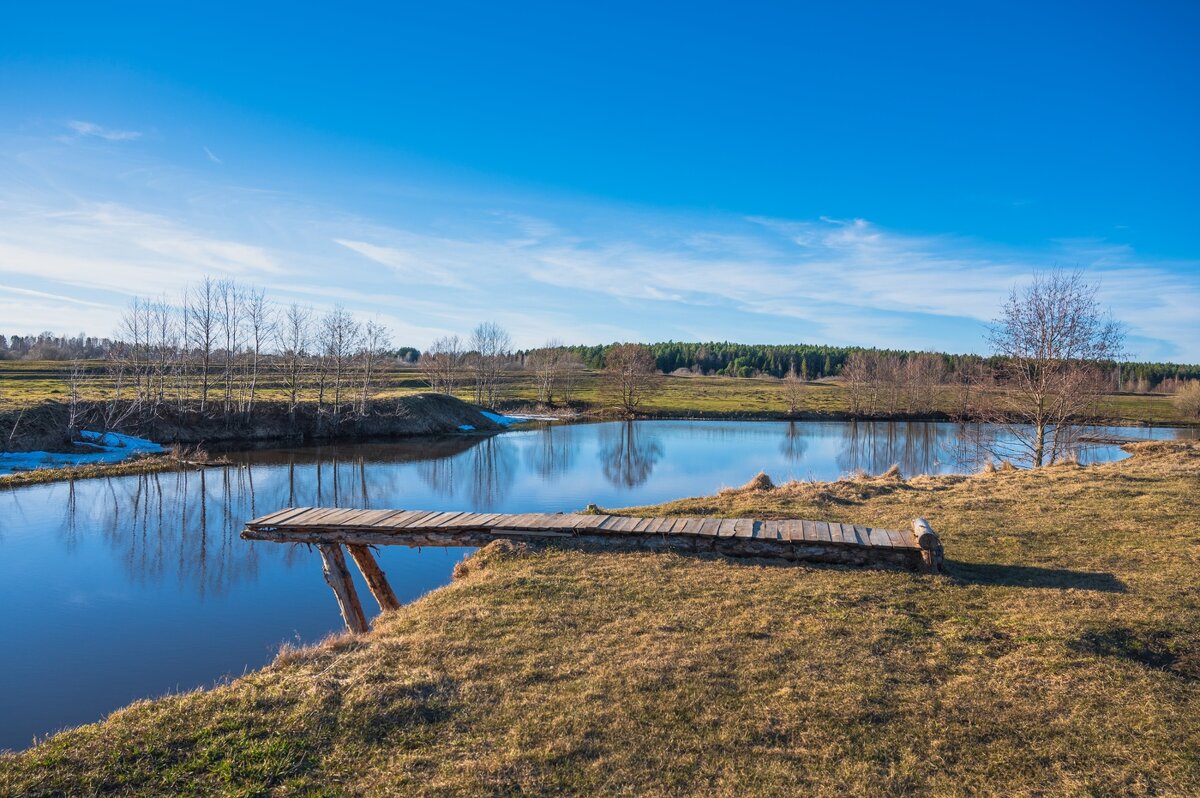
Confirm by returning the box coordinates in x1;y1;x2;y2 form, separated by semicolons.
947;559;1127;592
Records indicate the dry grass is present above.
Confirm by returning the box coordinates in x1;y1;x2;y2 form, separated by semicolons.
2;442;1199;796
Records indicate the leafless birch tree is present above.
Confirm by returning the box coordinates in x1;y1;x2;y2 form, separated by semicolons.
979;270;1124;467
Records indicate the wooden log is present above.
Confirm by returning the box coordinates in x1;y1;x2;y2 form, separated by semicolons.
317;543;369;634
911;518;944;575
346;544;401;612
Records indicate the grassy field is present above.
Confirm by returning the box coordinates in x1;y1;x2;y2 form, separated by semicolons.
2;440;1197;796
1;359;1193;425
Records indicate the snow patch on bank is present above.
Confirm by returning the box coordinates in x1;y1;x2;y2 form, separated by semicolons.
0;431;165;476
480;411;526;427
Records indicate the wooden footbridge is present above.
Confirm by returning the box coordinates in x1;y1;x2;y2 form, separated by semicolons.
243;508;944;633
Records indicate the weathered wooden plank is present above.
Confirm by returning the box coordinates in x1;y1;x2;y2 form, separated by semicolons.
813;522;834;543
257;507;311;528
733;519;755;539
578;515;611;532
715;519;739;538
627;517;653;533
362;509;411;527
317;543;368;634
381;511;424;528
294;508;344;527
338;509;383;527
779;519;802;542
697;518;722;537
251;507;298;527
346;544;401;612
759;520;781;541
677;518;704;536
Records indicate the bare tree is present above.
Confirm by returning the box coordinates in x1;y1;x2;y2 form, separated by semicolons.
420;335;466;395
64;360;88;437
187;277;217;413
558;349;584;404
526;339;571;405
244;288;274;417
468;322;512;407
357;319;392;413
603;343;659;415
981;270;1124;467
1173;381;1200;419
319;306;361;415
216;279;244;415
783;364;804;415
840;352;874;415
277;303;313;419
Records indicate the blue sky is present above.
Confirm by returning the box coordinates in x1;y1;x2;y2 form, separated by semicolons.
1;1;1198;360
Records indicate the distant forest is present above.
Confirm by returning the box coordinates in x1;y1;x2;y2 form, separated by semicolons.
559;341;1200;392
3;331;1198;392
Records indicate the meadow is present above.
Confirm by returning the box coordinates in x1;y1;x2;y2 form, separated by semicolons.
0;359;1192;426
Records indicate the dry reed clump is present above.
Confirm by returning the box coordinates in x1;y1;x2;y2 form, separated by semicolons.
741;471;775;491
452;539;534;580
273;630;364;668
880;464;903;480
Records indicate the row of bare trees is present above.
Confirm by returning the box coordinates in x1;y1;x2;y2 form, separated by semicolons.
108;276;392;423
840;351;952;416
420;325;586;408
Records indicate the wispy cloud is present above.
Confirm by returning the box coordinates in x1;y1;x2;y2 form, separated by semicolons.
65;121;142;142
203;146;222;164
334;238;468;289
2;135;1197;360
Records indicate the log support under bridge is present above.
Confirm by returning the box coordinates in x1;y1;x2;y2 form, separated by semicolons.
244;508;946;634
312;541;402;634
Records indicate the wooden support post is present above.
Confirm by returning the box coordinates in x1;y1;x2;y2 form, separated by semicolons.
911;518;944;575
347;543;401;612
317;543;369;634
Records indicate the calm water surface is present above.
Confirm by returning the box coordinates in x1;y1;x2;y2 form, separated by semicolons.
0;419;1189;750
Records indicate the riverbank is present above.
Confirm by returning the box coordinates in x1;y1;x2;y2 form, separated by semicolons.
3;440;1196;795
0;394;515;485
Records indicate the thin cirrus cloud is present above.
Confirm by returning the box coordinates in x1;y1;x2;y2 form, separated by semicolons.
65;120;142;142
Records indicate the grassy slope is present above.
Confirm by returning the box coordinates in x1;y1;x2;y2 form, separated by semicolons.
2;442;1197;796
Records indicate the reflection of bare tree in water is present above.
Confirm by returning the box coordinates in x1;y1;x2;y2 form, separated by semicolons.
417;455;458;499
780;422;809;463
58;467;294;598
467;436;516;508
599;421;664;488
836;421;951;476
416;435;516;509
525;425;577;479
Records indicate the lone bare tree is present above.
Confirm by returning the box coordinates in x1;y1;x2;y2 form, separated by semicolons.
782;364;804;415
603;343;659;415
982;270;1124;467
468;322;512;407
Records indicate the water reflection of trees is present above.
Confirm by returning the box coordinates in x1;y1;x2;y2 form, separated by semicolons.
836;421;974;476
780;422;809;463
599;421;664;488
416;435;517;509
524;424;578;479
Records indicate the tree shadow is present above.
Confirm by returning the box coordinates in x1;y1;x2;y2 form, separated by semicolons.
946;559;1126;592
